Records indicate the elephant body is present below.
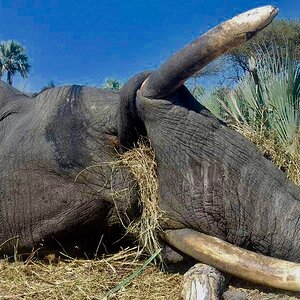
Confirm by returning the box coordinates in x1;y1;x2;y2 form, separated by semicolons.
0;83;137;254
1;74;300;261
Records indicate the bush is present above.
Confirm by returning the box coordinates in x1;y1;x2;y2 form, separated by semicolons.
205;47;300;184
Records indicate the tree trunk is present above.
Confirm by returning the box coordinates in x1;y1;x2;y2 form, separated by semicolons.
7;71;13;85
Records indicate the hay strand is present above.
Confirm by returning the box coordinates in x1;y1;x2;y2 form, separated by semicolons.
119;142;163;262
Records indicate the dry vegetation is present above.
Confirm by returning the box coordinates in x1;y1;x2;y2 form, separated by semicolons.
234;124;300;185
120;143;162;263
0;251;298;299
1;143;300;299
0;248;181;299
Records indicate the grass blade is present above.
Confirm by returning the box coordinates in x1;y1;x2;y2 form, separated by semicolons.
103;248;161;299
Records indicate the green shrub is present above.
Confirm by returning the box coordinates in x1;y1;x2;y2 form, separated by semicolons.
205;47;300;184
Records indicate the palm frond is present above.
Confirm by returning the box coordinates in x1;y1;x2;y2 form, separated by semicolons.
0;40;31;84
206;45;300;155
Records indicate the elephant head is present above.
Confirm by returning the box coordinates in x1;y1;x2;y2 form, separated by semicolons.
119;6;300;291
1;5;300;292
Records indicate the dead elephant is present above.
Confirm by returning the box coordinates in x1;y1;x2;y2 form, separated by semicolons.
0;5;299;297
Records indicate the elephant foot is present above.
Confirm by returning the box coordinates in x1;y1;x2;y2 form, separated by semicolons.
180;263;225;300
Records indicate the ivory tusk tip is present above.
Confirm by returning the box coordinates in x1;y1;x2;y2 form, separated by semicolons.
140;6;279;99
230;6;279;31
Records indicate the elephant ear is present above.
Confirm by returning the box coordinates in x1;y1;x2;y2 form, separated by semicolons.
140;6;278;99
0;80;31;126
0;80;28;107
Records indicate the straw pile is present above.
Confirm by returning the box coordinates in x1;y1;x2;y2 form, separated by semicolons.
120;142;162;262
0;252;297;299
0;248;181;299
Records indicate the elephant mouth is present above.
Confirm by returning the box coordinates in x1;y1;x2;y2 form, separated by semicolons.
162;228;300;292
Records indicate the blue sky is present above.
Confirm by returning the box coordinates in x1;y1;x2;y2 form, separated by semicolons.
0;0;299;92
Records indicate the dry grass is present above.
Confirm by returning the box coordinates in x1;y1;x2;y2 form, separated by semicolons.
233;124;300;185
0;248;181;300
75;142;162;261
0;250;298;299
120;143;162;262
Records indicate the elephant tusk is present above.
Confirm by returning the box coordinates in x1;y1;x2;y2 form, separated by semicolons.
141;5;278;99
162;228;300;292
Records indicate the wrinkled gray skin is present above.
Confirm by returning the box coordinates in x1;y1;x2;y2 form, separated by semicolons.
1;69;300;262
0;82;138;254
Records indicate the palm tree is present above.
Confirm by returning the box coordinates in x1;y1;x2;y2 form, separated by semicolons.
0;40;31;85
